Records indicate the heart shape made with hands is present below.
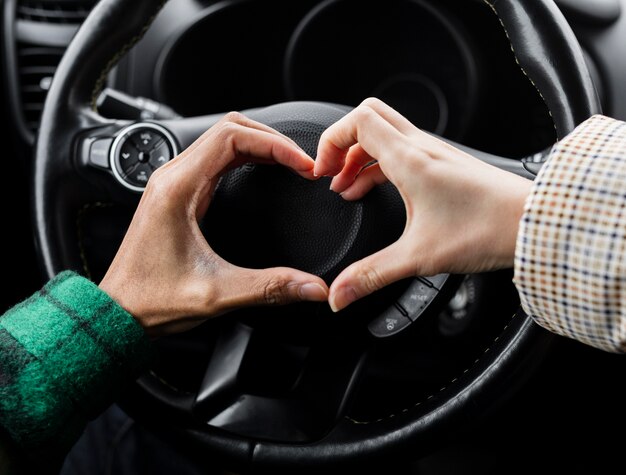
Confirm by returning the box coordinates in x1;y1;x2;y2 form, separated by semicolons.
201;117;407;335
203;117;405;283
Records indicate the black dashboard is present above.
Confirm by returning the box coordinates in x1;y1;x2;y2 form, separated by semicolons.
83;0;558;157
3;0;626;473
6;0;626;156
4;0;625;310
0;0;563;152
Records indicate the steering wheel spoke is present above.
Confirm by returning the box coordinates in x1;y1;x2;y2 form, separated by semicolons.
73;118;131;201
286;339;369;428
193;323;254;417
34;0;600;466
435;134;546;180
159;113;225;150
194;323;369;442
73;113;225;196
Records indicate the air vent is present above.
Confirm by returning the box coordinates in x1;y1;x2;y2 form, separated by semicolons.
16;1;94;24
17;43;65;132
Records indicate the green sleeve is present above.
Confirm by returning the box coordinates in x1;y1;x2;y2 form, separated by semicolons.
0;271;154;460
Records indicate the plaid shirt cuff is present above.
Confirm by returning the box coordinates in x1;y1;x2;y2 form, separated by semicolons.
0;271;153;452
515;115;626;353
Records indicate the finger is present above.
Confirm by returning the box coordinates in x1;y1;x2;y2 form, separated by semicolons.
218;265;329;310
175;112;305;162
329;144;375;193
314;104;405;177
218;112;307;154
328;240;413;312
229;127;315;178
190;123;315;179
339;163;388;201
358;97;422;137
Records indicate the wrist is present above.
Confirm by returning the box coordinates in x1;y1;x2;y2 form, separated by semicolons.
494;174;533;268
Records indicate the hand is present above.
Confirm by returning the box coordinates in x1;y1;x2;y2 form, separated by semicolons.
100;113;328;337
314;98;532;312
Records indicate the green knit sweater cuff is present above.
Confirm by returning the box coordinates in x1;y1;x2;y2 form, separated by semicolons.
0;271;153;452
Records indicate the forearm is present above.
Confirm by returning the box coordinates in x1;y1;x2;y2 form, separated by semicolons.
515;115;626;352
0;272;153;461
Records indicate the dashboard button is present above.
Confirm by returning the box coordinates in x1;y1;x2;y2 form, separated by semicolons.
401;279;439;321
119;141;140;174
125;163;152;187
110;123;178;192
88;138;113;169
149;142;172;168
368;306;412;338
420;273;449;291
132;129;161;151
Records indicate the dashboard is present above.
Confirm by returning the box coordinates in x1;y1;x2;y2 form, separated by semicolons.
0;0;585;153
3;0;626;472
4;0;624;308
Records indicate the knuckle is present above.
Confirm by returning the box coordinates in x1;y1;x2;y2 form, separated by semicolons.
218;120;239;135
358;264;386;294
214;121;242;144
360;97;383;109
144;167;169;194
147;165;165;183
354;104;376;123
319;127;333;144
148;162;171;183
144;167;184;207
261;277;290;305
318;129;334;150
222;111;246;124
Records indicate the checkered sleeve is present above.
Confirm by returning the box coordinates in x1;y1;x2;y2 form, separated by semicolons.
0;271;153;454
515;115;626;353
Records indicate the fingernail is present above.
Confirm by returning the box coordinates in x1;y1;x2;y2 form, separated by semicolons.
329;286;358;312
299;283;328;302
329;177;338;192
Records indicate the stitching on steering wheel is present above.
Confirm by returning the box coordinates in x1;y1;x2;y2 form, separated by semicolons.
76;0;539;429
89;0;168;111
345;0;552;426
481;0;558;135
344;312;517;425
76;201;525;425
80;0;170;273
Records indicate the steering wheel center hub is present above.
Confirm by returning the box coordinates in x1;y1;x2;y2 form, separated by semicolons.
204;107;405;285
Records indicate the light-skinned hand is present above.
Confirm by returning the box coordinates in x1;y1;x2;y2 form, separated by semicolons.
314;98;532;312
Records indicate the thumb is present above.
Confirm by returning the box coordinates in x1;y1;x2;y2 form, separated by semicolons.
329;240;414;312
220;265;329;310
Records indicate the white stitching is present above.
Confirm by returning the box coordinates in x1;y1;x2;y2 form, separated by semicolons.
90;0;168;110
345;1;555;426
344;316;516;425
481;0;557;135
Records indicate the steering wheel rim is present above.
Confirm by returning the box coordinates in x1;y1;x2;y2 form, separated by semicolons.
33;0;600;470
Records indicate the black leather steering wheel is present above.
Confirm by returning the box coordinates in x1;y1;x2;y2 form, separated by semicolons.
34;0;600;470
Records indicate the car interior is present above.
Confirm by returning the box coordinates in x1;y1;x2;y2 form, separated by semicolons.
2;0;626;473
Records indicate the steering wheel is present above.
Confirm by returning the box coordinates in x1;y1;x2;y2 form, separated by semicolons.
34;0;600;470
